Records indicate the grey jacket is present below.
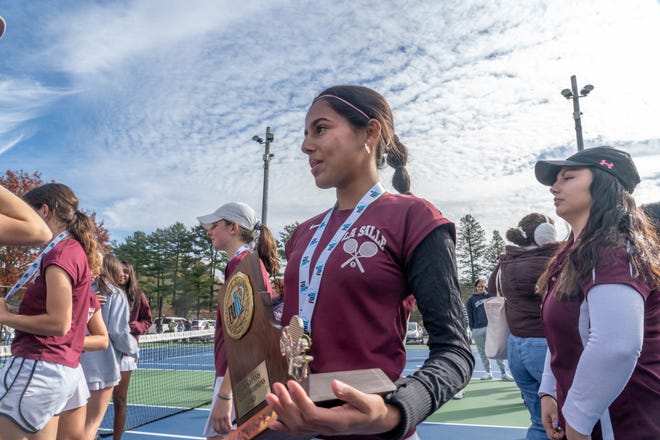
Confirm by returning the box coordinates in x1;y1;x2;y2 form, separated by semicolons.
81;281;138;385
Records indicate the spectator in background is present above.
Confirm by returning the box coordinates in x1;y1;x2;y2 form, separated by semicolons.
81;253;138;440
112;261;152;440
467;279;514;381
488;213;561;439
271;278;285;323
535;146;659;439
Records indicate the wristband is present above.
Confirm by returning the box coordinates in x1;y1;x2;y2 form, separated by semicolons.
539;393;556;401
217;393;232;401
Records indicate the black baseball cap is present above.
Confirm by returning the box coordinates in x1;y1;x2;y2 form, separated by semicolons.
535;146;641;193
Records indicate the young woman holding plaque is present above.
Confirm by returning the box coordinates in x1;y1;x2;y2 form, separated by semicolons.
196;201;280;439
0;183;103;439
534;146;660;439
265;85;474;439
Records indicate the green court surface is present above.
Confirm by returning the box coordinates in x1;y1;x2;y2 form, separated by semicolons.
427;378;529;427
126;369;214;407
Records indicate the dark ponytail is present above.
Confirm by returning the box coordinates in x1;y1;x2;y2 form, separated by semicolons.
236;223;281;277
386;135;411;194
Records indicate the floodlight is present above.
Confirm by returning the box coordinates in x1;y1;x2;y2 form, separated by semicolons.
561;89;573;99
580;84;594;96
252;135;263;144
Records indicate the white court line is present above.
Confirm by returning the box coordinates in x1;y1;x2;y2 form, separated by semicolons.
126;420;526;440
421;421;527;430
125;431;205;439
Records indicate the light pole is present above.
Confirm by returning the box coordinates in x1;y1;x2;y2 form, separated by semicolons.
561;75;594;151
251;126;274;226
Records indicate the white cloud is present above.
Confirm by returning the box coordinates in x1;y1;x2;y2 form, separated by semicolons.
0;78;72;150
1;0;659;242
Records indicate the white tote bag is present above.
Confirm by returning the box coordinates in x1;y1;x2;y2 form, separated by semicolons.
484;269;510;360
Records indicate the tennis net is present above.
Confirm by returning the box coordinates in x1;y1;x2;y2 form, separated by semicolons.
97;329;216;436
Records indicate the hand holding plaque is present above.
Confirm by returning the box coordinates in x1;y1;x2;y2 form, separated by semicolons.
222;252;396;440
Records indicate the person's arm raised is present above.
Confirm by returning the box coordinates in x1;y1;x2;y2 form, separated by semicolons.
0;185;52;245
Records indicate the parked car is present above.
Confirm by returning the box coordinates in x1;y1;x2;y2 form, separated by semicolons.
191;319;213;331
406;322;423;344
148;316;187;334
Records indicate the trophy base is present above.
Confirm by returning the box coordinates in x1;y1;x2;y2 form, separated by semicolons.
304;368;396;404
225;406;314;440
225;368;396;440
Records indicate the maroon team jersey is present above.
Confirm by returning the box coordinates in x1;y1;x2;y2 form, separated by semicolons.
542;245;660;439
128;290;152;340
213;250;273;377
11;239;92;368
282;193;451;381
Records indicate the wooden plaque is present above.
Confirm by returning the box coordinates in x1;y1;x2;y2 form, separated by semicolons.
222;252;396;440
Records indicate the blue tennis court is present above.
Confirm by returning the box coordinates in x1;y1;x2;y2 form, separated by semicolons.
107;346;530;439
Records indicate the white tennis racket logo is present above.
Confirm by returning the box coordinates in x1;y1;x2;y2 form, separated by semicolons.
340;238;378;273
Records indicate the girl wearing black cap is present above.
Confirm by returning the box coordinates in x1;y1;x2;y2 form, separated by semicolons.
534;146;660;440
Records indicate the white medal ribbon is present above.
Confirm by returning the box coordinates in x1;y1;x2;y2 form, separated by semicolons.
298;182;385;334
234;244;250;257
5;230;71;300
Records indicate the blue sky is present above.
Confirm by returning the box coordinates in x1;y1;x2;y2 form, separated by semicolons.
1;0;659;242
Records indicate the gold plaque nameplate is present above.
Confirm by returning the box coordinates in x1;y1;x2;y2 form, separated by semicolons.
234;361;271;420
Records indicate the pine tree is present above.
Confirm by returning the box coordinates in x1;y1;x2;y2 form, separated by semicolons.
277;221;299;262
456;214;489;286
485;229;506;271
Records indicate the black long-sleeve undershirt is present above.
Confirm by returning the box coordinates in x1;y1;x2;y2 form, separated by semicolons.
380;225;475;439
